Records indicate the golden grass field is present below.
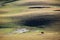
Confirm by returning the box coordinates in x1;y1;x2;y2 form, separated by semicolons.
0;0;60;40
0;30;60;40
0;28;60;40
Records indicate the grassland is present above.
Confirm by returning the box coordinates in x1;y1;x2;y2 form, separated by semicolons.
0;28;15;35
0;28;60;40
0;0;60;40
0;6;28;14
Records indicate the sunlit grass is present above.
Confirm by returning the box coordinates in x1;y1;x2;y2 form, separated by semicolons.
0;5;28;24
0;5;28;14
0;28;15;34
0;28;59;40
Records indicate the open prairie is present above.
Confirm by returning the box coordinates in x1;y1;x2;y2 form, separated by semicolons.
0;0;60;40
0;28;60;40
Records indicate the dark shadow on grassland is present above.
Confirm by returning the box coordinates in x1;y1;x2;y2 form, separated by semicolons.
15;15;60;28
0;12;60;28
54;10;60;11
28;6;50;9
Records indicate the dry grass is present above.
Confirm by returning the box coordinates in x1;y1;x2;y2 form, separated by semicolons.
0;0;60;40
0;31;60;40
